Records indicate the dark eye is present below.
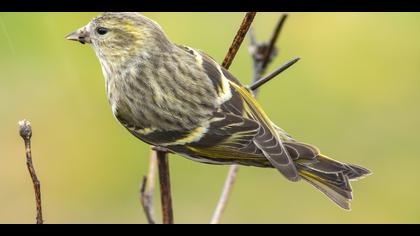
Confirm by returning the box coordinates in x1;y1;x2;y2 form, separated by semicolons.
96;27;108;35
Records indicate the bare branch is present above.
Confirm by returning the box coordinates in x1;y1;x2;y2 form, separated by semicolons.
249;13;289;96
212;13;293;224
140;151;157;224
249;57;300;91
260;13;289;73
138;12;295;225
248;28;262;86
210;165;239;224
211;12;257;225
18;120;43;225
222;12;257;69
156;150;174;224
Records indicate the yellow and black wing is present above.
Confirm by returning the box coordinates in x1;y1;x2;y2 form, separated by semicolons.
123;46;299;181
170;51;300;181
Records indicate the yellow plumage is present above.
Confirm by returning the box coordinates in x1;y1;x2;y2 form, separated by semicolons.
67;12;371;210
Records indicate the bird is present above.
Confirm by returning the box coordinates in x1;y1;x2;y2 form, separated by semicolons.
66;12;371;210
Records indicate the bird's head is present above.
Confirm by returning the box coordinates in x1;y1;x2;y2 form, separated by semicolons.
66;12;171;66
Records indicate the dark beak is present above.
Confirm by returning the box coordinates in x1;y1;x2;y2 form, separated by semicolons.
66;27;91;44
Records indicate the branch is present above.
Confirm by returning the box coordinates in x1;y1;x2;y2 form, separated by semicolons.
140;150;157;224
156;149;174;224
141;146;173;224
249;57;300;91
222;12;257;69
211;12;257;225
260;13;289;74
210;165;239;224
249;13;289;95
18;120;43;225
212;13;293;224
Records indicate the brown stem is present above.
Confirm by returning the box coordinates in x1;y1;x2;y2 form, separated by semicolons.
156;151;173;224
140;150;157;224
222;12;257;70
212;13;294;224
19;120;43;225
211;12;257;225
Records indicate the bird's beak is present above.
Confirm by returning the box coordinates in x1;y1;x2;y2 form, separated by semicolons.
66;27;91;44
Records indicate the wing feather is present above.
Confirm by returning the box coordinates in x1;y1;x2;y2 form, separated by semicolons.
194;53;300;181
227;80;300;181
124;48;300;181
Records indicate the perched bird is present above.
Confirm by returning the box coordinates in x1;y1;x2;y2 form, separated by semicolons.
66;12;371;210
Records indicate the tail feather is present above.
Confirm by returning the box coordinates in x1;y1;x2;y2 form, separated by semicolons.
309;154;371;181
299;167;353;210
304;165;352;192
296;154;371;210
346;163;372;180
275;128;371;210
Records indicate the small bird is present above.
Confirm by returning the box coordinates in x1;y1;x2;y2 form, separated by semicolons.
67;12;371;210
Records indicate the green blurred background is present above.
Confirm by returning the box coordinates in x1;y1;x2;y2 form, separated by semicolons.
0;12;419;224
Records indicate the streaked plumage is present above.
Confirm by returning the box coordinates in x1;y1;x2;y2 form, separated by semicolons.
67;12;371;210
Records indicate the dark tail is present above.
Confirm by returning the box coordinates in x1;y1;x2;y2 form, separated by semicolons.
297;154;371;210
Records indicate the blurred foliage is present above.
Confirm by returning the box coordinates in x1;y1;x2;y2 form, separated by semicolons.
0;12;419;223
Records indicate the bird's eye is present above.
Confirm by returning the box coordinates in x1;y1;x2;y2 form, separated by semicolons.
96;27;109;35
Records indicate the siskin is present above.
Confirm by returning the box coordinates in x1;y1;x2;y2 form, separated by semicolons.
67;12;371;210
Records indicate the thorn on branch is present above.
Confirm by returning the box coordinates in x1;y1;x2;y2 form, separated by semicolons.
249;57;300;91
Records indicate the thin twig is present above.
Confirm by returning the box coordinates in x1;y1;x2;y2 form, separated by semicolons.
211;12;257;225
249;13;289;96
210;165;239;224
248;28;267;96
18;120;43;225
222;12;257;69
249;57;300;91
156;150;173;224
248;28;261;86
212;13;294;224
140;150;157;224
260;13;289;73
